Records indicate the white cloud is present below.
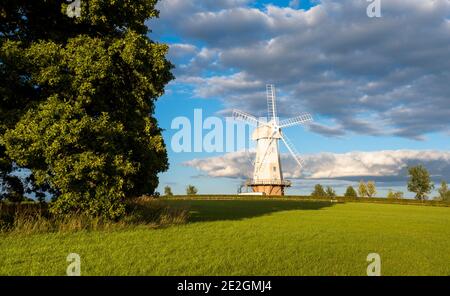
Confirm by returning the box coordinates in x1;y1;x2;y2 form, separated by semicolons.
168;43;197;59
184;150;450;181
185;150;254;179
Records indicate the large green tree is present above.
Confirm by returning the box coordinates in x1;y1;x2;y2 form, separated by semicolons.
1;1;173;218
407;165;434;201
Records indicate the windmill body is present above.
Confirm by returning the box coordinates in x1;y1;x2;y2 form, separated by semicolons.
253;124;282;182
233;85;313;196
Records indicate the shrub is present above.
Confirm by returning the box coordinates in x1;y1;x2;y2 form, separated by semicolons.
1;197;189;234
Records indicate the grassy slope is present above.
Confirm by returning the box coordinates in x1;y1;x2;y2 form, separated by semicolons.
1;200;449;276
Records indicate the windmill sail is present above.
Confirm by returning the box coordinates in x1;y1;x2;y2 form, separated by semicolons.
266;84;277;122
279;113;313;128
280;133;304;167
232;109;264;127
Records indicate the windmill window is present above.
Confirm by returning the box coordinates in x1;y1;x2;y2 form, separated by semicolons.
273;166;276;172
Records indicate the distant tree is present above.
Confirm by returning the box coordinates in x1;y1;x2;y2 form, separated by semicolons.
358;181;368;198
164;185;173;197
387;190;404;199
386;190;394;199
311;184;327;198
186;185;198;196
407;165;434;200
325;186;336;198
367;181;377;198
344;186;358;198
436;181;450;201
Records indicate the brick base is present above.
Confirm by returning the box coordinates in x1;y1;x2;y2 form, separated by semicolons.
251;185;287;196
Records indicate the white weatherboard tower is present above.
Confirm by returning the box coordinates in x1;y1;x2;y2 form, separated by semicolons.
233;84;313;196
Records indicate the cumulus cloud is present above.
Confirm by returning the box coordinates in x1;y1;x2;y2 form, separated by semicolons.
185;150;255;179
184;150;450;181
152;0;450;139
168;43;198;60
308;122;346;137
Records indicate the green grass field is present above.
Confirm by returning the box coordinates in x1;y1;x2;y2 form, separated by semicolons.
1;199;450;276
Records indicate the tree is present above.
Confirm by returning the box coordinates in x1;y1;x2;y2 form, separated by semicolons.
164;186;173;197
311;184;327;198
36;192;46;204
186;185;198;196
396;191;404;199
344;186;358;198
387;190;404;199
358;181;368;198
436;181;450;201
367;181;377;198
325;186;336;198
0;175;25;202
1;1;174;219
407;165;434;201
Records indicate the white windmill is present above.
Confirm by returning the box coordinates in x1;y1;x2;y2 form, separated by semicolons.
233;84;313;196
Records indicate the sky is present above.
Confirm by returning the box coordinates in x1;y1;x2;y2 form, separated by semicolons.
149;0;450;197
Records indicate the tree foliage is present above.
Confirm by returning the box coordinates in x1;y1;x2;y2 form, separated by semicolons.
357;181;376;198
387;190;404;199
311;184;327;198
344;186;358;198
325;186;336;198
0;175;25;202
358;181;368;198
366;181;377;198
436;181;450;201
186;185;198;196
164;186;173;197
407;165;434;201
1;1;173;218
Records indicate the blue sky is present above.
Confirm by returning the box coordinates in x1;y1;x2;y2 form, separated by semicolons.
149;0;450;197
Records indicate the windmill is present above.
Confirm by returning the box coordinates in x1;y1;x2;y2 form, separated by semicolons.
233;84;313;196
